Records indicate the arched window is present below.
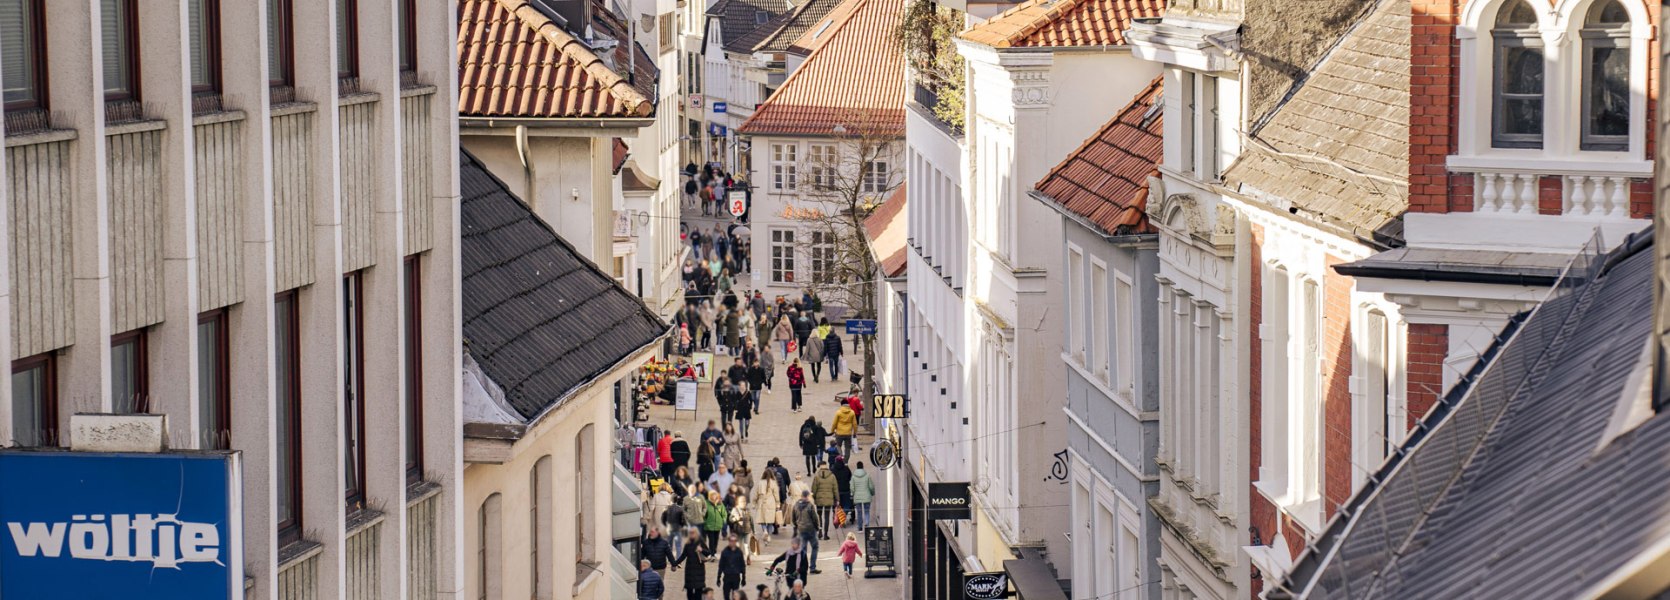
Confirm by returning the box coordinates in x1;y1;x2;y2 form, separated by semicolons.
1491;0;1544;148
1580;0;1630;150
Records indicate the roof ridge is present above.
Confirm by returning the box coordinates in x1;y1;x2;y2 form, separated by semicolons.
1034;74;1160;193
496;0;653;117
753;0;824;51
973;0;1088;48
739;0;887;135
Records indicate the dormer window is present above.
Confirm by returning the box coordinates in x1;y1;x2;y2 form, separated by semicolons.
1580;0;1629;151
1490;0;1542;149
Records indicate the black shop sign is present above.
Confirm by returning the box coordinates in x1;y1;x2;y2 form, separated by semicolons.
927;482;971;520
965;572;1011;599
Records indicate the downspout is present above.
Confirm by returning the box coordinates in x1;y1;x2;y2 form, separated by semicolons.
516;124;534;201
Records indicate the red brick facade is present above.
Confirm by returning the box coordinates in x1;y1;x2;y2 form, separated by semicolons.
1405;323;1450;430
1409;0;1462;214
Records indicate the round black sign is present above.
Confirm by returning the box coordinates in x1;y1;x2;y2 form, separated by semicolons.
870;439;897;470
965;573;1008;599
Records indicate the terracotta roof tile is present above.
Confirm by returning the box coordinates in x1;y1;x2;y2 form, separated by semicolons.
959;0;1163;48
1033;76;1162;235
739;0;906;137
458;0;656;119
864;184;908;278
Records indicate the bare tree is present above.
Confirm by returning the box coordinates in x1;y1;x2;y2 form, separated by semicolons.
792;110;904;419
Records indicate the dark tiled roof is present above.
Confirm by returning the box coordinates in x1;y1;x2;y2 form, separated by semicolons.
1279;233;1670;599
1221;0;1408;247
734;0;841;54
458;0;657;119
1033;76;1161;236
709;0;793;52
959;0;1163;48
460;150;668;419
738;0;906;137
787;0;859;54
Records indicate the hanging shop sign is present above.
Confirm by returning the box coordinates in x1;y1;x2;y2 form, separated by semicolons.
872;394;908;419
728;190;748;217
845;319;878;336
964;572;1012;599
926;482;971;520
870;439;897;470
713;101;728;114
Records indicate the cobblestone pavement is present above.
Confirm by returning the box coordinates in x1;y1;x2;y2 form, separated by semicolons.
644;334;901;598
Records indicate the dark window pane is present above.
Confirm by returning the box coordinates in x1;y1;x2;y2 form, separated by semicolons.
276;295;298;530
101;0;135;99
2;0;37;106
404;258;424;481
11;361;47;446
337;0;357;78
1497;0;1536;26
344;274;366;507
1503;46;1543;94
111;333;146;414
268;0;291;86
1589;0;1628;25
1502;99;1543;135
1589;45;1629;137
197;315;227;449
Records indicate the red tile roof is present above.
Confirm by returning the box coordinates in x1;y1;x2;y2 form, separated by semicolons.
458;0;654;119
959;0;1164;48
738;0;905;137
1033;76;1162;235
863;184;908;278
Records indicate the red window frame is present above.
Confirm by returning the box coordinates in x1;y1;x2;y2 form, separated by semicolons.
404;256;425;484
275;290;304;546
199;309;231;449
3;0;49;113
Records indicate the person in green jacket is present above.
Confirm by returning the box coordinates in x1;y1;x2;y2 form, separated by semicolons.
850;463;876;528
703;490;728;553
811;465;838;540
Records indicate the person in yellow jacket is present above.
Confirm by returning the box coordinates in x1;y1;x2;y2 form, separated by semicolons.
831;404;857;458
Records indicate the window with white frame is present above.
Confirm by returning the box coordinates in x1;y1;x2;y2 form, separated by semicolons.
771;143;798;190
980;321;1017;528
1354;309;1395;489
1069;247;1085;362
1114;275;1135;393
809;230;835;283
770;229;796;282
862;158;890;193
808;143;836;189
1179;71;1196;175
1072;478;1092;597
1091;262;1109;381
1491;0;1544;148
1580;0;1630;151
1258;263;1324;524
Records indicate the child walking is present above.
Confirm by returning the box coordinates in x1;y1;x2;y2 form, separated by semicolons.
838;532;863;578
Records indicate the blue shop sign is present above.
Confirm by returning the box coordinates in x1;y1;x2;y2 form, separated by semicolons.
845;319;878;336
713;101;728;114
710;123;728;137
0;450;244;599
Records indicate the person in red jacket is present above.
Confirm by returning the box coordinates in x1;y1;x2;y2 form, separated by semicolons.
658;430;676;479
787;359;807;413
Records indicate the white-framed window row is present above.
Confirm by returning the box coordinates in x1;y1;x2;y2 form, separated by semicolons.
769;228;796;283
1459;0;1649;161
978;319;1018;535
1069;456;1144;600
1169;68;1240;184
1349;297;1408;492
771;142;799;191
1255;257;1326;533
807;142;837;190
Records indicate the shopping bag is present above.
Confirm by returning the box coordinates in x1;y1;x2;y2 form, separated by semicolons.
787;339;798;354
834;507;847;527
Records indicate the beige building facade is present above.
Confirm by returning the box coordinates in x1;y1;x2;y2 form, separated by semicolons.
0;0;465;598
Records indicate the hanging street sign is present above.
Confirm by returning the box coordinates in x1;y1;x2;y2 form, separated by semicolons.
845;319;878;336
713;101;728;114
927;482;971;520
964;572;1011;599
870;438;897;470
873;394;908;419
728;190;748;217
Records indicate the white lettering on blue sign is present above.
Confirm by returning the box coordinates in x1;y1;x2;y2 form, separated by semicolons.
6;513;222;569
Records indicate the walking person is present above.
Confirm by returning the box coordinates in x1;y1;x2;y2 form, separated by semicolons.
831;456;853;527
717;536;747;599
773;315;795;357
659;430;677;479
672;528;712;600
824;331;844;381
672;432;693;476
761;347;776;395
851;462;876;528
798;417;825;476
707;463;735;497
746;359;767;415
837;532;863;578
793;312;814;358
703;491;728;553
640;559;666;599
790;491;822;574
805;333;825;383
811;464;837;540
831;402;856;458
722;422;744;470
787;360;806;412
730;498;755;557
767;537;812;591
753;472;781;542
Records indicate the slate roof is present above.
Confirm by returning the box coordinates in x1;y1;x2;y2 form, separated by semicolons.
460;149;668;420
1032;76;1161;236
1219;0;1408;247
863;184;908;278
709;0;793;53
728;0;840;54
959;0;1163;48
1276;231;1670;599
458;0;657;119
787;0;860;54
738;0;906;137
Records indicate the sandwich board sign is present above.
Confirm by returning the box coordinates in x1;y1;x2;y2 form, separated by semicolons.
675;380;699;416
